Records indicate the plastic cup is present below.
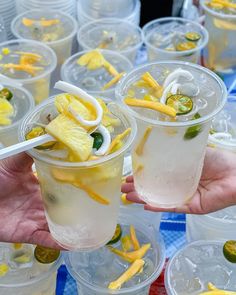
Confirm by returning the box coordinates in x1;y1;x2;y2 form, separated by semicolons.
0;40;57;104
64;212;166;295
19;97;137;250
77;18;143;64
143;17;209;64
0;243;62;295
0;83;34;147
200;0;236;73
186;206;236;242
165;240;236;294
116;61;227;208
61;49;133;99
11;9;78;67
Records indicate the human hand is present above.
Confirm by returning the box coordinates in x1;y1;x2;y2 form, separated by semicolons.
122;147;236;214
0;153;61;249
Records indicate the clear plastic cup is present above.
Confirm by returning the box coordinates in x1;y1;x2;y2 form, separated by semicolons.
0;243;62;295
64;212;166;295
116;61;227;208
165;240;236;294
186;206;236;242
19;97;137;251
77;18;143;64
200;0;236;73
0;40;57;104
0;83;34;147
143;17;209;63
11;9;78;67
61;49;133;99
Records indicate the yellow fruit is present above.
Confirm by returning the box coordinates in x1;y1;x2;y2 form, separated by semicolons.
13;243;22;250
135;126;152;156
130;225;140;250
22;17;60;27
0;98;14;126
108;259;144;290
121;235;133;251
107;128;131;154
0;264;9;276
102;72;124;90
142;72;163;97
2;48;10;55
13;253;31;264
176;41;196;51
25;126;56;150
121;193;133;205
46;114;93;161
77;50;106;70
0;63;43;76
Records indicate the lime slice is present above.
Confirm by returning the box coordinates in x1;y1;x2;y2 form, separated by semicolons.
184;112;202;140
26;126;56;150
166;94;193;115
106;224;122;245
34;246;60;264
176;41;196;51
91;132;103;150
223;240;236;263
185;32;201;42
0;88;13;101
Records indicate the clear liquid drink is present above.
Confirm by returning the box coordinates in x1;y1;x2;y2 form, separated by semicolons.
143;17;209;63
0;40;57;104
116;61;227;208
19;97;136;250
0;243;61;295
201;0;236;73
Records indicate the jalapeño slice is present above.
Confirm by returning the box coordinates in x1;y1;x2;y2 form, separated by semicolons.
185;32;201;42
34;246;60;264
106;224;122;245
166;94;193;115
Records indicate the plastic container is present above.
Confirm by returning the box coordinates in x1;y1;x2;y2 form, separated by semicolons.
165;240;236;294
0;83;34;147
64;212;166;295
77;18;143;64
116;61;227;208
61;49;133;99
143;17;209;63
200;0;236;73
19;97;137;251
0;40;57;104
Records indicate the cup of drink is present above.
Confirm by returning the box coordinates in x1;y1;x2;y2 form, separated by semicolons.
64;213;166;295
200;0;236;73
11;9;78;68
77;18;143;64
19;91;137;250
0;243;62;295
143;17;209;63
0;82;34;147
165;240;236;294
0;40;57;104
61;49;133;99
116;61;227;208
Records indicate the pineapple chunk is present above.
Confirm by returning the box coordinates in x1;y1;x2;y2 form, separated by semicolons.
0;98;14;125
46;114;93;161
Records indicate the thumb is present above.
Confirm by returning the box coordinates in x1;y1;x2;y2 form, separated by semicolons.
1;152;33;173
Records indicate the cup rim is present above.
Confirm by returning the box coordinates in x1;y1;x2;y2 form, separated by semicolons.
115;60;227;127
11;9;78;46
64;215;166;294
60;49;133;95
0;39;57;83
200;0;236;19
19;96;137;167
0;83;35;132
142;17;209;56
77;17;144;55
0;253;62;288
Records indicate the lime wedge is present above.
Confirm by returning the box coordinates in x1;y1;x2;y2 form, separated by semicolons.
223;240;236;263
34;246;60;264
106;224;122;245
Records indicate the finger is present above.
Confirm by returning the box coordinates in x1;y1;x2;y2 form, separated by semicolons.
144;204;190;213
126;192;146;204
126;175;133;183
121;182;135;193
30;230;65;250
2;152;33;173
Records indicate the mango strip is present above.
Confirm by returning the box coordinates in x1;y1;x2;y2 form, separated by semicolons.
121;235;133;252
108;259;144;290
77;50;106;70
73;180;110;205
22;17;60;27
213;18;236;30
142;72;163;97
198;282;236;294
211;0;236;9
130;225;140;250
124;98;176;118
121;193;133;205
107;128;131;154
108;243;151;263
135;126;152;156
13;243;22;250
0;264;9;277
134;163;144;174
102;72;125;90
0;63;43;75
104;60;119;76
15;51;42;60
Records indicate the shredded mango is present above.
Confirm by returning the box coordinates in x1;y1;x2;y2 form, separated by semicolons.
108;259;144;290
199;282;236;294
130;225;140;250
0;264;9;277
121;235;133;251
103;72;125;90
135;126;152;156
104;60;119;76
13;243;22;250
107;128;131;154
142;72;163;97
121;193;133;205
22;17;60;27
209;0;236;9
0;63;43;76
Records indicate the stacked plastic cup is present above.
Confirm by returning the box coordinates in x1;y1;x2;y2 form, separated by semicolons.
16;0;77;18
77;18;143;64
77;0;141;27
0;0;16;40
